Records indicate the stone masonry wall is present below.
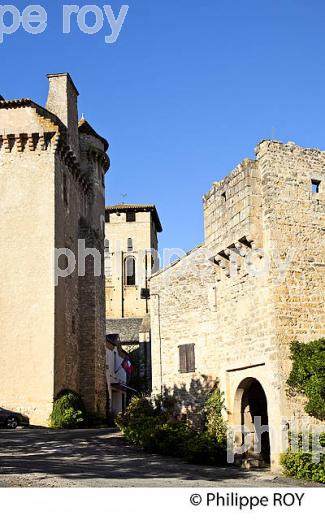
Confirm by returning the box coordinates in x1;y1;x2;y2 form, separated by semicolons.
0;106;57;425
150;140;325;467
256;140;325;421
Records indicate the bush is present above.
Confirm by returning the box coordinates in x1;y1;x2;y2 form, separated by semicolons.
122;416;162;449
287;339;325;420
202;387;227;443
116;391;227;466
116;395;155;429
153;394;177;420
50;390;85;429
184;432;227;465
148;421;193;457
281;433;325;484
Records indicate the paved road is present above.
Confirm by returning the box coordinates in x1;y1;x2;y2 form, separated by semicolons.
0;428;320;487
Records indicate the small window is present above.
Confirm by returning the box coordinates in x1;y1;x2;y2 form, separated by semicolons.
106;212;110;223
72;315;76;335
104;239;110;252
126;211;136;222
312;179;321;194
125;256;136;286
178;344;195;373
221;192;227;202
127;238;133;251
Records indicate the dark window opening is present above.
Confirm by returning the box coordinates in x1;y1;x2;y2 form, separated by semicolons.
221;192;227;202
127;238;133;251
178;343;195;373
126;211;136;222
312;179;321;194
72;315;76;334
125;256;136;286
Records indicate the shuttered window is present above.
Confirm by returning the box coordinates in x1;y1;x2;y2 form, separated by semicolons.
178;344;195;373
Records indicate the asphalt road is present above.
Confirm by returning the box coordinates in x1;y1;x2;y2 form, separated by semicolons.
0;428;321;487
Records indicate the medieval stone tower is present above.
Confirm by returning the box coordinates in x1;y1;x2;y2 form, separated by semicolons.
0;73;110;425
150;140;325;468
105;204;162;391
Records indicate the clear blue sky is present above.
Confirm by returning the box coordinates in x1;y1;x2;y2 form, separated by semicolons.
2;0;325;253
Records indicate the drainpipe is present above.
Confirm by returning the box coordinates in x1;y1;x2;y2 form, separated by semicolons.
121;251;124;318
151;293;163;395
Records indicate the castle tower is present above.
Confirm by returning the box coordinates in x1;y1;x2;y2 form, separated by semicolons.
105;204;162;392
0;73;110;425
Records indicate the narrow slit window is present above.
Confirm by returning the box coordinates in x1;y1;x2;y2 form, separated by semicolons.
221;192;227;202
312;180;321;194
127;238;133;251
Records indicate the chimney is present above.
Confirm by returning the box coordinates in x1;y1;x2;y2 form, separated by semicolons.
46;73;79;158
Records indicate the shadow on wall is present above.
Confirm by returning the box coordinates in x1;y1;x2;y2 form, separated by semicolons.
160;375;222;426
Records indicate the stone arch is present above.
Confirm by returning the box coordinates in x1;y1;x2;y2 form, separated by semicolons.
233;377;270;465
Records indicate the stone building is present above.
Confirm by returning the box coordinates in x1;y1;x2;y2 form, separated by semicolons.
0;73;110;425
105;204;162;391
150;140;325;468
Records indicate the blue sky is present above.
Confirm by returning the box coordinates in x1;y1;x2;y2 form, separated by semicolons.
2;0;325;253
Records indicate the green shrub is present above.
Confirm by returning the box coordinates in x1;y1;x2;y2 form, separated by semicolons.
116;389;227;466
116;395;155;430
153;394;177;420
148;421;193;457
50;390;85;429
184;432;227;465
122;416;162;449
202;387;227;443
287;339;325;420
281;433;325;484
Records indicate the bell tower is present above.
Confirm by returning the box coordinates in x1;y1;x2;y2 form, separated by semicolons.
104;204;162;319
104;204;162;392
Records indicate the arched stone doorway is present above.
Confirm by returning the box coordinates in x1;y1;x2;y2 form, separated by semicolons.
233;377;270;465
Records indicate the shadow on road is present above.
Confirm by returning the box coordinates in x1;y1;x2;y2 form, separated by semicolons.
0;429;254;484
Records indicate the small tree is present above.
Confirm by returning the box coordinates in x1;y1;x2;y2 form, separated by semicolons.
287;339;325;420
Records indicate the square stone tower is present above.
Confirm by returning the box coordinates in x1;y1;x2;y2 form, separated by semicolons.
105;204;162;318
105;204;162;392
0;73;110;425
